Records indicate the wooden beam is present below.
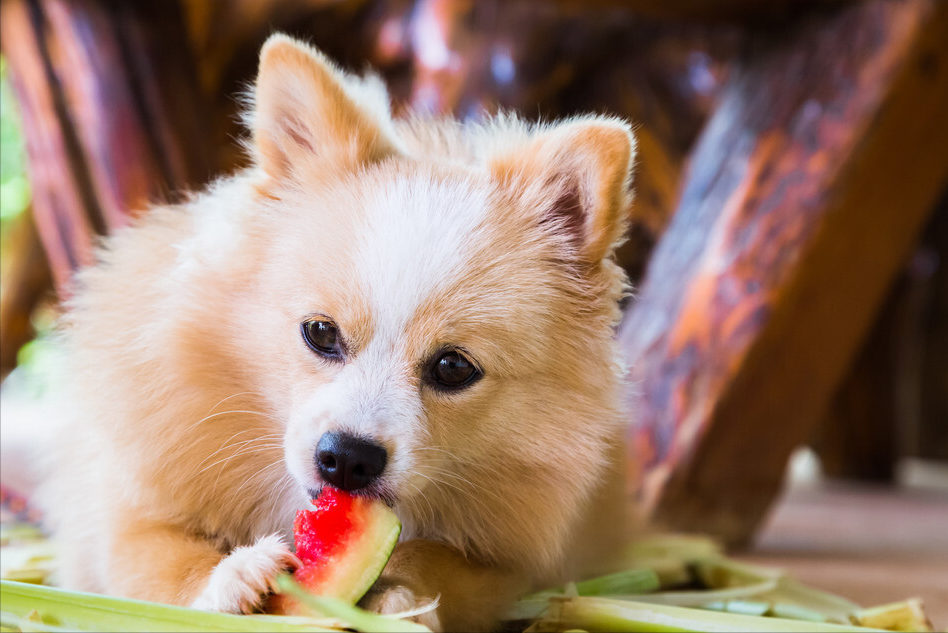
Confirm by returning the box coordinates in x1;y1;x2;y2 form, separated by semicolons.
618;0;948;545
0;0;212;294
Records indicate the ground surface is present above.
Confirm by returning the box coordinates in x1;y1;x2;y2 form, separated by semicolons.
743;478;948;628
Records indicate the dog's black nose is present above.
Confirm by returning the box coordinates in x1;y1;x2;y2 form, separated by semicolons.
315;432;387;491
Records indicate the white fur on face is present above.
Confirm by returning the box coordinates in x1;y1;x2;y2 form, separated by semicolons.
283;171;492;500
356;175;491;337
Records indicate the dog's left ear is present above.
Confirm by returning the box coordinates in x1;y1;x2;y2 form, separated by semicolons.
251;34;399;180
492;118;635;264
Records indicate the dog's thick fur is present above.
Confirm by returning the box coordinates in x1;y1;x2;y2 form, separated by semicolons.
39;35;636;631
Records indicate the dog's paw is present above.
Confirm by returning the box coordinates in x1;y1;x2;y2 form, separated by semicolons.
191;534;299;614
361;581;441;631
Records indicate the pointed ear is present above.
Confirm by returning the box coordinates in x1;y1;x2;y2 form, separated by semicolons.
251;34;399;179
492;118;636;264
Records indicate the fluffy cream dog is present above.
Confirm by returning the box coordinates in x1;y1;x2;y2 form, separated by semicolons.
39;34;636;631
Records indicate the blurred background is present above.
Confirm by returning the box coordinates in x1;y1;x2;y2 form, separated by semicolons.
0;0;946;621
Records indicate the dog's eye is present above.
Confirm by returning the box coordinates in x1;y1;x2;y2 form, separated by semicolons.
428;349;481;390
301;319;343;359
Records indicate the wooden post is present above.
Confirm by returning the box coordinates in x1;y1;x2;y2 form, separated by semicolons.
0;0;212;294
619;0;948;545
1;0;99;290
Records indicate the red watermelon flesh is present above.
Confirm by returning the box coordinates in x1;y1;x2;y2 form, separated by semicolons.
271;487;401;613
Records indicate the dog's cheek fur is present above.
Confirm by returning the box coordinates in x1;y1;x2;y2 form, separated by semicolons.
404;381;624;578
363;168;630;580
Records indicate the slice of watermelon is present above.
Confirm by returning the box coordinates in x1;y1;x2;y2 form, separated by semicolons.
272;487;401;613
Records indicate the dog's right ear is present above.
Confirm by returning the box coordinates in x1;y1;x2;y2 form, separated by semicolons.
251;34;399;180
490;117;635;266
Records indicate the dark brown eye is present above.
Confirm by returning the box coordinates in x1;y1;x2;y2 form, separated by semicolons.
429;349;481;390
301;319;343;359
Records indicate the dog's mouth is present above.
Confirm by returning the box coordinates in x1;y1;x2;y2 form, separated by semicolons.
305;483;398;508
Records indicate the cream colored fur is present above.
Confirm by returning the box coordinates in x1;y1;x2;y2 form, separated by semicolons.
38;34;637;631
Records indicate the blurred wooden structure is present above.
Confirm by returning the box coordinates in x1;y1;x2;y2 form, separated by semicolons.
1;0;946;546
618;0;948;542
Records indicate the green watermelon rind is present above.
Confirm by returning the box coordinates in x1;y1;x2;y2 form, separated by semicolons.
332;501;402;604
